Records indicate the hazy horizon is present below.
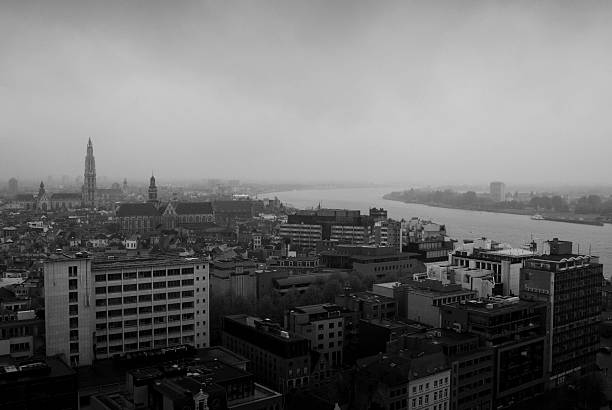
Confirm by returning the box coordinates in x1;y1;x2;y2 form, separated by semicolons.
2;1;612;186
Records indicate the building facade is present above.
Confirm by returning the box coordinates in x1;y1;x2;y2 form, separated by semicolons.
520;239;603;386
285;304;346;370
441;297;547;408
44;255;210;366
222;315;311;394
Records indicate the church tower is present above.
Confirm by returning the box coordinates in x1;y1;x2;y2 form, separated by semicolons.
83;138;97;207
38;181;45;198
148;174;158;202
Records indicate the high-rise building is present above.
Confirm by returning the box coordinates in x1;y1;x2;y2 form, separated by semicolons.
44;254;210;367
83;138;96;207
489;181;505;202
520;238;603;387
441;297;547;408
8;177;18;196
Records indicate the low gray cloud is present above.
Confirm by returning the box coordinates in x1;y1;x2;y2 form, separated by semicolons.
1;0;611;185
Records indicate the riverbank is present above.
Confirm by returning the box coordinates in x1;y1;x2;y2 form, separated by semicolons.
382;193;608;224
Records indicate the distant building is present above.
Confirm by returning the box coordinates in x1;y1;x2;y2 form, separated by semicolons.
49;192;82;210
489;181;505;202
403;218;453;263
214;200;255;227
280;208;378;249
520;238;603;387
115;174;215;233
8;177;18;197
115;202;161;233
279;223;322;249
44;254;210;367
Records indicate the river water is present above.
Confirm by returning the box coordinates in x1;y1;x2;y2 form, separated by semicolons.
269;187;612;276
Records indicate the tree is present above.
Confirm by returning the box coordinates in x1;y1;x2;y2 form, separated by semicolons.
322;279;342;302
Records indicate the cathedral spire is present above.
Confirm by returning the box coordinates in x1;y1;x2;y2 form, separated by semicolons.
83;138;96;208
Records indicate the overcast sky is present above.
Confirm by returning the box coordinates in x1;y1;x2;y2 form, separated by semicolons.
1;0;611;186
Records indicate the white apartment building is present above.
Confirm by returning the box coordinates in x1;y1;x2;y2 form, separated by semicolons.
330;224;372;245
409;368;451;410
279;223;322;248
44;254;209;367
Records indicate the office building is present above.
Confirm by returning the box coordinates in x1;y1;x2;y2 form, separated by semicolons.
450;244;535;296
520;239;603;386
280;209;378;249
222;315;311;393
285;304;347;370
278;223;323;249
441;297;547;408
390;329;494;410
354;351;451;410
373;280;476;327
44;254;209;366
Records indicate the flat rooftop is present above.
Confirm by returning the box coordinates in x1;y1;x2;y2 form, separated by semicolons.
92;256;203;271
0;356;75;386
486;248;535;257
351;253;419;262
450;297;545;314
530;254;594;262
226;314;307;342
292;303;345;315
344;291;396;303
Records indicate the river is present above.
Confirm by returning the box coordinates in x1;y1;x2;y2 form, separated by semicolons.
268;186;612;276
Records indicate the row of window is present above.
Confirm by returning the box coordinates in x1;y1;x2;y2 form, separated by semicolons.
316;331;343;340
411;378;449;395
316;341;343;349
96;315;198;330
95;279;195;293
95;291;195;305
95;336;194;355
94;268;198;282
96;325;195;342
95;302;195;318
